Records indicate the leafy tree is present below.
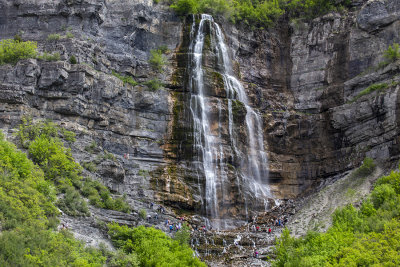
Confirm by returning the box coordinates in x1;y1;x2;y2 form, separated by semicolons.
171;0;199;16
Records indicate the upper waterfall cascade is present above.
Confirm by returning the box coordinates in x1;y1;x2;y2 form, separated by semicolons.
187;14;271;229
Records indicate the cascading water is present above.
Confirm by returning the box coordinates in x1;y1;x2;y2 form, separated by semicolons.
188;14;271;229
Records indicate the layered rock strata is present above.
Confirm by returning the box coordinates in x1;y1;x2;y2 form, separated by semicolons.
0;0;400;224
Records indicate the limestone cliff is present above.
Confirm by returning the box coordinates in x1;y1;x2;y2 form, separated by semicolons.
0;0;400;227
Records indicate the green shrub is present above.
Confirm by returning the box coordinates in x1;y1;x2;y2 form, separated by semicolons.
157;45;169;54
384;43;400;62
56;186;89;216
82;161;97;172
111;71;138;87
108;249;139;267
65;31;74;39
69;55;77;64
0;39;37;65
103;150;116;161
149;49;166;72
37;52;61;61
351;157;376;178
13;34;22;43
139;209;147;220
144;79;163;91
16;117;75;148
84;140;97;153
174;223;191;245
108;224;206;266
80;178;130;213
47;33;61;41
28;135;82;187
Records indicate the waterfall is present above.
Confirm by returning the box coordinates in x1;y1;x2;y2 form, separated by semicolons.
188;14;271;229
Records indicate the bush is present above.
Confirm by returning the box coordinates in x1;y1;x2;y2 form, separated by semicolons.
69;55;77;64
82;161;97;172
0;39;37;65
351;157;376;178
108;249;139;267
384;43;400;62
149;49;166;72
174;223;191;245
16;117;75;148
65;31;74;39
81;178;130;213
108;224;206;266
370;184;397;209
56;186;89;217
47;33;61;41
139;209;147;220
28;135;82;187
103;150;117;161
84;140;97;153
144;79;163;91
13;34;22;43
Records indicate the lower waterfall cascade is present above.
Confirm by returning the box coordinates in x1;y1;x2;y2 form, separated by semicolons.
187;14;272;229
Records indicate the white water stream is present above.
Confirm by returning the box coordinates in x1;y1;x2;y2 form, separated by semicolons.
188;14;271;228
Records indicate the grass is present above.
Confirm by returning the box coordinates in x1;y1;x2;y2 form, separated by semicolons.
47;34;61;41
37;52;61;61
112;71;138;87
349;83;388;103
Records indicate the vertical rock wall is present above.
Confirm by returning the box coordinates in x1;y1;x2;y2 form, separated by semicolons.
1;0;400;220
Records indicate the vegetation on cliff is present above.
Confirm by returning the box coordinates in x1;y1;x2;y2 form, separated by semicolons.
169;0;351;27
0;38;37;65
273;159;400;266
0;121;204;266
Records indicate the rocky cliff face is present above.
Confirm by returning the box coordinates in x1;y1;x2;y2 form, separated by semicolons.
1;0;400;227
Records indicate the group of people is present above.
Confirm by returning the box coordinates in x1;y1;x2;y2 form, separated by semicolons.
165;220;184;232
274;217;286;227
250;224;272;234
148;202;166;214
